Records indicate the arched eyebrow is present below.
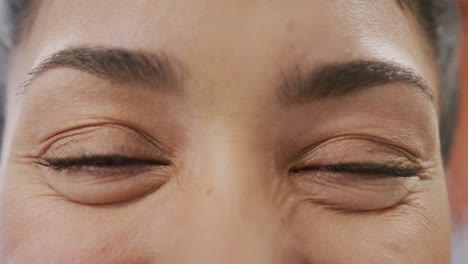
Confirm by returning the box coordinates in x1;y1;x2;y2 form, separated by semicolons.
21;47;432;107
21;47;182;94
279;60;434;105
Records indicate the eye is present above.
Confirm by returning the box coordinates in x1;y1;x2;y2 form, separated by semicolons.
36;125;175;205
289;137;426;212
290;163;423;178
37;155;170;177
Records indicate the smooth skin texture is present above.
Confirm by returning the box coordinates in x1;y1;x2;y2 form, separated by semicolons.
0;0;451;263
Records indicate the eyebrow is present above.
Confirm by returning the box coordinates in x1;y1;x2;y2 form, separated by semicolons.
22;47;181;93
23;48;432;107
280;60;433;105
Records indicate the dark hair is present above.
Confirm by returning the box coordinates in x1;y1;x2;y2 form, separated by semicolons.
0;0;461;163
410;0;461;163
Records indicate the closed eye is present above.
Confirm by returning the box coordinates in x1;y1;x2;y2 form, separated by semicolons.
290;163;423;177
36;155;171;171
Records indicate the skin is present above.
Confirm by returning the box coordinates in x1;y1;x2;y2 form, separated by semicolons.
0;0;451;263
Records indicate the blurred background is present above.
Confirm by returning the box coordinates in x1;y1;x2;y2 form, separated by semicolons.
451;1;468;262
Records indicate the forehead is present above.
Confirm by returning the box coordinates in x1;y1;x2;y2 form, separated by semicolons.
17;0;438;97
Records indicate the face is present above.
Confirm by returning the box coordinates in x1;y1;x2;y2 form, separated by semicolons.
0;0;450;263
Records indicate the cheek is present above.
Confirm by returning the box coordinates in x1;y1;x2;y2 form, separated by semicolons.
0;158;180;263
1;207;153;264
0;177;151;264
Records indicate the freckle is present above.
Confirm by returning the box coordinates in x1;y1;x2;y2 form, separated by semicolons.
286;20;295;32
99;245;109;254
205;188;213;196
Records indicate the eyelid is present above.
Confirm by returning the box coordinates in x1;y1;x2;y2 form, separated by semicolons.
33;124;178;205
37;154;173;205
294;135;422;163
290;162;424;177
290;135;425;171
291;164;422;212
37;155;171;171
38;123;174;160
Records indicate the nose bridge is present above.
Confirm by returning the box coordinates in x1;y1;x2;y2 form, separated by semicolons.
165;128;290;263
192;117;275;205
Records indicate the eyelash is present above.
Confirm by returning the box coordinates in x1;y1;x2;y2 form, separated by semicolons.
36;155;170;172
290;163;422;177
37;155;421;179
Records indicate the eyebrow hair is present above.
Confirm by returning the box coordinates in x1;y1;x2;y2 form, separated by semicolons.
21;47;181;93
280;60;433;105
